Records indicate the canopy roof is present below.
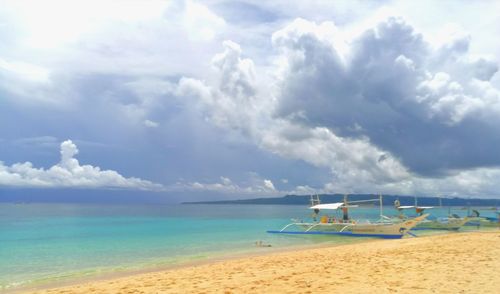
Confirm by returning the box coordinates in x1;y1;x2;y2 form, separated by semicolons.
398;206;434;210
309;203;359;210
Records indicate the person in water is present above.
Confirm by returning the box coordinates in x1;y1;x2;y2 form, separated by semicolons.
255;240;272;247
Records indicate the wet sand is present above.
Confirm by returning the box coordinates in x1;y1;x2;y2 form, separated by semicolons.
27;231;500;293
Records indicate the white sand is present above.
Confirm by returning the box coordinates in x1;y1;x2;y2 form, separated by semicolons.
28;231;500;293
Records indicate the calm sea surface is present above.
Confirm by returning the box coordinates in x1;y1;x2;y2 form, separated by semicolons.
0;203;491;290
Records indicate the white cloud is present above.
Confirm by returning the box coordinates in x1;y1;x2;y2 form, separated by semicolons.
277;168;500;198
368;167;500;198
0;140;163;190
172;176;279;195
263;179;276;191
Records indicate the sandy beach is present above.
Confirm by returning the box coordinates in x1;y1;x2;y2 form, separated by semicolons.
26;231;500;294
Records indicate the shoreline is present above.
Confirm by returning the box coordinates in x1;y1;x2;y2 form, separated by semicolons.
14;230;500;293
6;236;371;293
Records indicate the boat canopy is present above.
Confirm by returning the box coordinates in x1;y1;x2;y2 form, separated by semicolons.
398;205;434;210
398;205;415;209
309;203;359;210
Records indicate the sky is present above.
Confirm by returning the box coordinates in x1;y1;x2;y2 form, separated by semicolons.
1;0;500;202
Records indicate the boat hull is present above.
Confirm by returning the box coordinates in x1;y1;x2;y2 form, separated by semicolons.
266;230;404;239
413;217;468;231
268;215;428;239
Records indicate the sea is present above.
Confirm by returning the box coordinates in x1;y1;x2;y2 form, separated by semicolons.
0;203;494;291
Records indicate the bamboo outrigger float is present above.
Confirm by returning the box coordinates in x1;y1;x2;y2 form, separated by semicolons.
267;195;428;239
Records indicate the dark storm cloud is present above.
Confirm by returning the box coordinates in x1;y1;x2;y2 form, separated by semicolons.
273;17;500;176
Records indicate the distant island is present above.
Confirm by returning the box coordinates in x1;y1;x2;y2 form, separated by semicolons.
183;194;500;207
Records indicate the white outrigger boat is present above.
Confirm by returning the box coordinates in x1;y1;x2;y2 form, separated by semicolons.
267;195;428;239
393;197;468;231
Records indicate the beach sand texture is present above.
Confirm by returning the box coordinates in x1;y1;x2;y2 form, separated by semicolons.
30;231;500;294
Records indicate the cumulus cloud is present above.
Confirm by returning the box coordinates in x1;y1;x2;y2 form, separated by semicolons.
0;140;163;190
178;35;412;192
177;40;263;137
272;17;500;176
176;15;500;197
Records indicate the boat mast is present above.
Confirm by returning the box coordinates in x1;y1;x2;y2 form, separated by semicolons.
310;195;320;221
379;194;383;218
310;194;320;206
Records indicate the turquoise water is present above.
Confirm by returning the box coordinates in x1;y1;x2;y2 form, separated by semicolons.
0;203;493;290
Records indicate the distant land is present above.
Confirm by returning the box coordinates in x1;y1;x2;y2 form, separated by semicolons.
183;194;500;207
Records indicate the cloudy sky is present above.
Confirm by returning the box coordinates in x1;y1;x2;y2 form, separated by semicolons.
1;0;500;202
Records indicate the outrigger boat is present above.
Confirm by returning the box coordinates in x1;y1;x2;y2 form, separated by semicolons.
463;208;500;228
393;197;468;231
267;195;428;239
